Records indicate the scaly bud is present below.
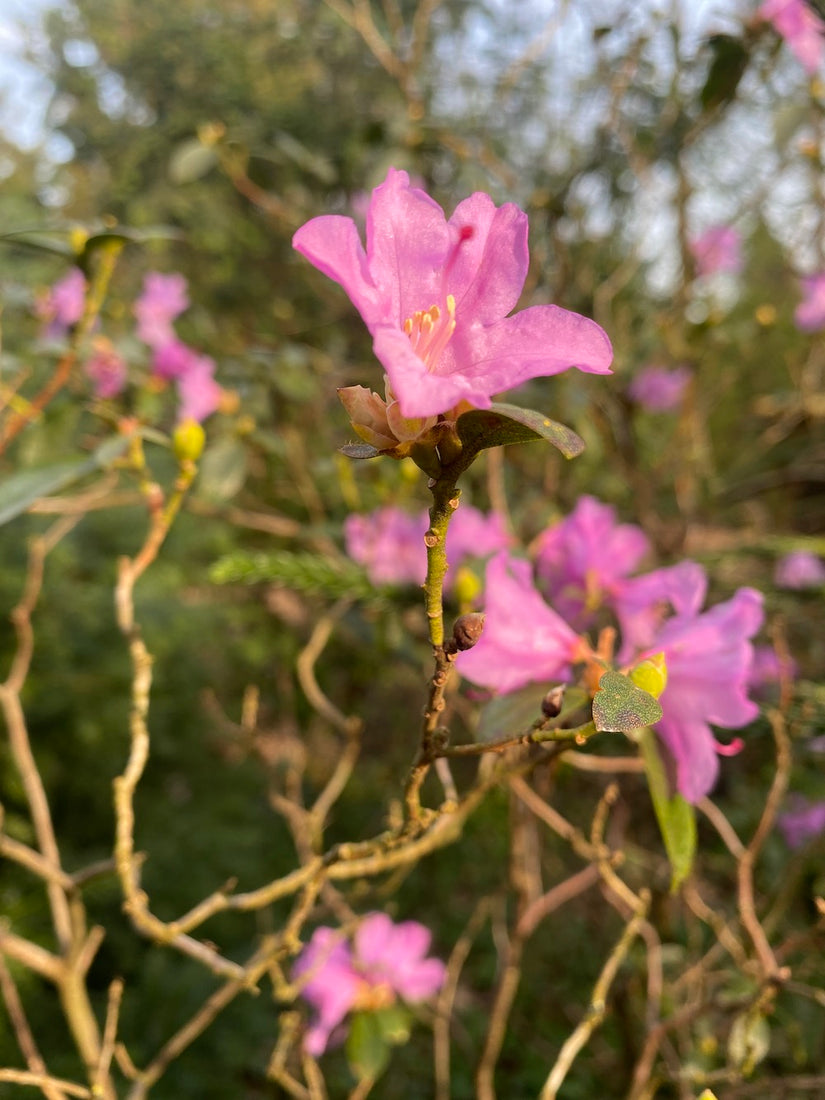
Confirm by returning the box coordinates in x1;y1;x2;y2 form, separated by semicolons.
629;652;668;699
451;612;485;652
541;685;566;718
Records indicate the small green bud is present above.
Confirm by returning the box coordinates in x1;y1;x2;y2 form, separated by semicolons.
629;653;668;699
452;566;482;607
173;419;206;463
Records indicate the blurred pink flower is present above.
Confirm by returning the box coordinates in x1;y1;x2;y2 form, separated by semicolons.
153;338;199;380
134;272;190;348
748;645;797;693
84;338;127;399
614;561;707;661
759;0;825;74
36;267;86;339
643;567;764;803
628;365;692;412
794;273;825;332
456;552;583;694
293;167;612;418
777;797;825;848
294;914;445;1056
344;503;510;589
345;507;428;587
176;353;221;423
535;496;650;628
689;225;743;277
447;504;512;568
775;549;825;588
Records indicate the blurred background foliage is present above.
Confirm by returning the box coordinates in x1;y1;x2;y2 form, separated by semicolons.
0;0;824;1095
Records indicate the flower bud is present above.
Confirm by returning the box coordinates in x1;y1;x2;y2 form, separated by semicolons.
541;685;566;718
452;566;482;607
629;652;668;699
173;418;206;463
338;385;397;450
451;612;485;651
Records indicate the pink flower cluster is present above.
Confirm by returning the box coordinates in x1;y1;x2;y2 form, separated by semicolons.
778;798;825;848
794;274;825;332
689;226;743;278
35;267;87;340
455;497;765;803
775;550;825;589
294;168;612;421
628;365;692;412
759;0;825;74
344;502;511;589
134;272;222;423
294;913;445;1056
34;267;222;422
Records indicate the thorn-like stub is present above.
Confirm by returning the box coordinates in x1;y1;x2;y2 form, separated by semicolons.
541;685;566;718
451;612;485;651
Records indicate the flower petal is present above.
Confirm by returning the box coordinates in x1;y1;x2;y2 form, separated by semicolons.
454;303;613;394
293;214;384;326
447;194;528;323
365;168;450;323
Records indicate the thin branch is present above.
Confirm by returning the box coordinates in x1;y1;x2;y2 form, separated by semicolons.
0;955;67;1100
539;897;649;1099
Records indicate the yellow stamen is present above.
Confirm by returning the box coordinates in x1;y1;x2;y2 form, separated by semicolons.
402;295;457;371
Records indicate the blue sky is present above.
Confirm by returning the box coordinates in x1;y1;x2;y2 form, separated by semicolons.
0;0;59;149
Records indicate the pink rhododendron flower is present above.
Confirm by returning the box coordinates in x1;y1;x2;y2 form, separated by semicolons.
775;549;825;588
614;561;707;661
689;226;743;278
293;168;612;418
84;338;127;399
153;338;199;381
777;797;825;848
36;267;86;339
447;504;512;567
748;645;797;693
628;365;692;412
535;496;650;628
294;914;445;1056
345;507;428;587
759;0;825;74
134;272;190;348
456;552;583;693
345;503;509;589
794;273;825;332
642;567;764;803
176;353;221;423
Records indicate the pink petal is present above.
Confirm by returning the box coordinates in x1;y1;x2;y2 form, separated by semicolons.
365;168;449;323
447;194;529;323
292;215;384;326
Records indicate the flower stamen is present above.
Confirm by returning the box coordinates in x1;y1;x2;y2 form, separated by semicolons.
403;294;456;372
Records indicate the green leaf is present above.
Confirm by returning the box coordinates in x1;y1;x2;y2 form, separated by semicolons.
374;1005;412;1046
455;403;584;461
169;139;220;184
340;442;381;460
346;1012;391;1082
476;684;587;743
195;437;248;502
700;34;749;113
728;1010;770;1075
209;549;377;600
592;671;662;733
639;728;696;891
0;434;132;527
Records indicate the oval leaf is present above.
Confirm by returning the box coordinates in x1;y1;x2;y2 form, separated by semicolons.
169;140;219;184
346;1012;391;1082
639;728;696;891
456;403;584;460
0;433;131;527
340;442;381;459
592;671;662;733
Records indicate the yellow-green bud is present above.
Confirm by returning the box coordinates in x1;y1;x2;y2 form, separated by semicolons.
452;566;482;607
629;652;668;699
173;419;206;463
